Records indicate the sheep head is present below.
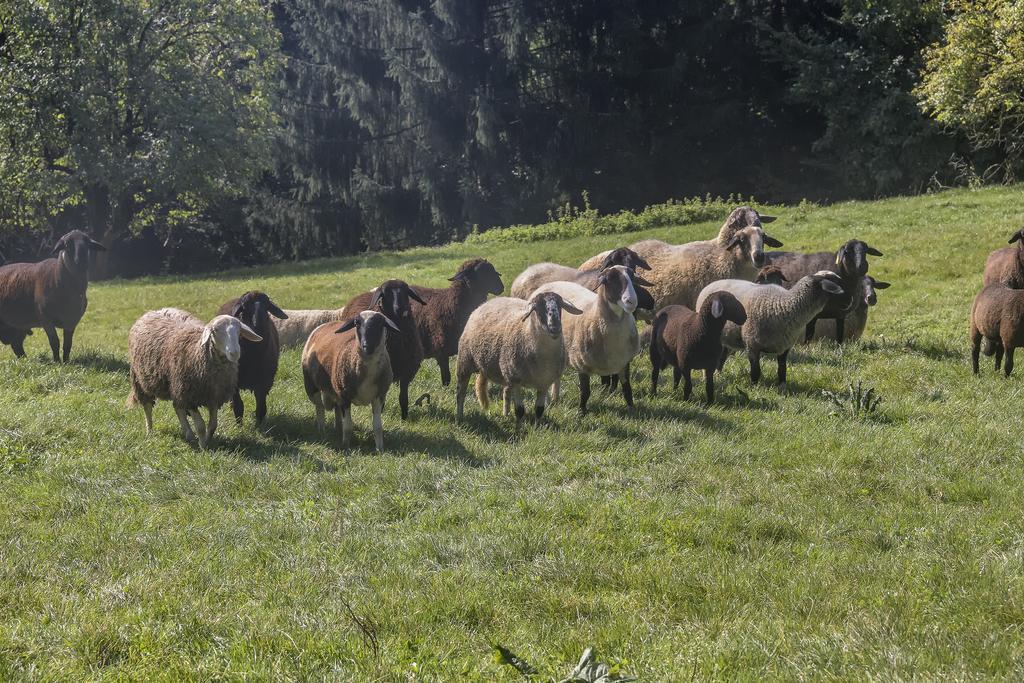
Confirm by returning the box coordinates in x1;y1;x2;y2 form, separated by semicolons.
755;265;788;285
599;247;651;272
596;265;638;314
369;279;425;322
336;310;400;355
449;258;504;296
52;230;106;273
202;315;262;362
231;291;287;333
862;276;890;306
834;240;883;278
725;226;783;269
521;292;583;338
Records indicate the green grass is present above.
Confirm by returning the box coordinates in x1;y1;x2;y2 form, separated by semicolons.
3;186;1024;679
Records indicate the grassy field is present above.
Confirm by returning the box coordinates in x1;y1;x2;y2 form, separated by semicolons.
2;186;1024;679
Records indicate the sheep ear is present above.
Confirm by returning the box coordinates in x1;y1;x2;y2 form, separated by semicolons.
1011;232;1023;244
520;306;536;322
763;234;783;248
711;298;724;319
866;245;883;256
232;303;246;319
381;315;401;333
51;238;66;255
448;271;467;282
598;252;617;270
201;327;213;347
635;256;652;270
630;272;655;287
405;284;427;305
780;272;789;282
87;238;106;251
725;234;743;250
835;244;847;265
238;321;263;342
821;279;844;295
368;287;383;310
559;299;583;315
335;319;358;334
266;299;288;319
873;280;891;289
758;214;777;223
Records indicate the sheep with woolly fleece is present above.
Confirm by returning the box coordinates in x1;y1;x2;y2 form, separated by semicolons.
302;310;399;451
983;227;1024;288
510;247;651;299
533;265;641;413
969;283;1024;377
274;308;346;348
577;207;782;310
456;291;582;424
127;308;262;448
695;271;845;386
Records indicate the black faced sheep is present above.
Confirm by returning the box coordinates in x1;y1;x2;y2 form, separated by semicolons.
216;291;288;426
410;258;504;386
808;276;889;343
128;309;262;448
341;280;427;420
649;292;747;404
983;228;1024;288
456;291;582;424
301;311;399;451
0;230;106;361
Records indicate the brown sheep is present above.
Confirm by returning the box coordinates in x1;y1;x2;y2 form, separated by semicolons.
341;280;427;420
302;311;400;451
0;230;106;361
983;228;1024;288
970;283;1024;377
410;258;504;386
216;291;288;426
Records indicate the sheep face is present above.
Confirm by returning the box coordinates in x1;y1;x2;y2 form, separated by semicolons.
755;265;788;285
835;240;883;278
336;310;400;355
707;291;747;326
450;259;504;295
232;291;288;332
862;276;890;306
522;292;584;338
369;279;426;321
203;315;263;362
600;247;652;272
52;230;106;271
726;226;783;269
598;265;639;313
724;206;777;231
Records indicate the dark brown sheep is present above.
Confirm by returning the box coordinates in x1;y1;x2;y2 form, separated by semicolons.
411;258;504;386
0;230;105;361
765;239;882;342
649;292;747;404
340;279;426;420
970;283;1024;376
754;265;788;285
983;228;1024;288
216;291;288;426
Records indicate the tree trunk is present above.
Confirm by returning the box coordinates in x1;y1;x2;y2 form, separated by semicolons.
84;183;113;279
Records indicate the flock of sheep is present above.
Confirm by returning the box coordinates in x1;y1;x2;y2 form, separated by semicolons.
4;203;957;453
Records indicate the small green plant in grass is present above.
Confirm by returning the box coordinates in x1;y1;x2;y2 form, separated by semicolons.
493;644;635;682
823;380;882;417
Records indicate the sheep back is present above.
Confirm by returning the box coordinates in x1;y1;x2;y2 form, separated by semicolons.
983;246;1024;288
0;256;88;331
275;309;345;348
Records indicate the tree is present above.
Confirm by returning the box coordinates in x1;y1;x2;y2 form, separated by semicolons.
917;0;1024;180
0;0;281;276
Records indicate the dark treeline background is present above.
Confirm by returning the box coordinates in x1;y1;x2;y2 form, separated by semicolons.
0;0;1004;277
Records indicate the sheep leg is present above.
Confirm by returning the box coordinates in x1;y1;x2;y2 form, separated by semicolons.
704;369;715;405
206;407;219;443
398;380;410;420
61;326;74;362
11;336;26;358
174;406;197;445
620;364;633;408
718;347;730;371
188;409;208;449
1004;345;1015;378
502;386;512;416
804;319;816;343
650;358;660;397
340;404;353;449
578;373;591;415
777;349;790;389
312;392;327;433
232;390;244;426
673;366;683;391
43;325;60;362
550;378;561;403
372;399;384;452
748;350;762;384
834;318;845;344
682;369;693;400
142;401;154;434
995;343;1004;371
437;357;451;386
535;387;548;421
970;327;982;374
512;387;525;426
455;374;469;421
254;391;268;426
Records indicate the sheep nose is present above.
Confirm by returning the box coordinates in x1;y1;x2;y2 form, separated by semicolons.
753;252;766;267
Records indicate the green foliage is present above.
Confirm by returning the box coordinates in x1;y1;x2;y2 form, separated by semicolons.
466;194;769;245
0;0;281;271
918;0;1024;178
823;380;883;418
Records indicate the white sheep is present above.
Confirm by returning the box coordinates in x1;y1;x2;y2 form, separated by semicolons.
274;308;345;348
533;266;641;413
577;206;781;310
455;291;582;424
301;310;399;451
695;271;844;386
127;308;263;448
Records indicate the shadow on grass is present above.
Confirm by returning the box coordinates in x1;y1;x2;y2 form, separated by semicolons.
861;336;964;362
71;350;130;375
213;429;338;472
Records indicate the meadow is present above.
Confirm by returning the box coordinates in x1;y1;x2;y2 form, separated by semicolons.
2;186;1024;679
